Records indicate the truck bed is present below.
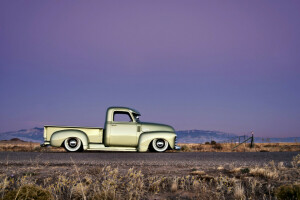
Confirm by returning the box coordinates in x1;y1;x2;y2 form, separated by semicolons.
44;125;104;144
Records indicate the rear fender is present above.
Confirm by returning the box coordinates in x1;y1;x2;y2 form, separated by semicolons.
138;131;176;152
50;130;89;150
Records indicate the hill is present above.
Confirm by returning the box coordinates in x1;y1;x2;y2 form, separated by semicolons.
0;127;43;143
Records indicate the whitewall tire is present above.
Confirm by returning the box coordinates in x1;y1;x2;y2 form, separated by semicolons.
152;139;168;152
64;138;82;152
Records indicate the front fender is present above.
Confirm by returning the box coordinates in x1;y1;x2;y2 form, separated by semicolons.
50;130;89;150
138;131;176;152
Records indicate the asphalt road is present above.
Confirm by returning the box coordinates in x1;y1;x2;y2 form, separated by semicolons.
0;151;299;168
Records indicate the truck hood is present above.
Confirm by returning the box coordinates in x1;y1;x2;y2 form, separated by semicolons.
140;122;175;133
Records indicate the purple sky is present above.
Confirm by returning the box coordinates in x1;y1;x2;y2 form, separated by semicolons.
1;1;300;137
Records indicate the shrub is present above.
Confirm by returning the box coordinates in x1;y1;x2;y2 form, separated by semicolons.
194;144;203;151
291;154;300;168
4;184;53;200
275;184;300;200
240;168;250;174
180;145;191;152
34;146;42;152
250;167;278;179
170;180;178;192
212;143;222;150
205;142;210;145
234;183;245;200
211;141;217;145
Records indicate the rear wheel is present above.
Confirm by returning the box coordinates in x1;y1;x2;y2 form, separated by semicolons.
64;137;82;152
151;139;168;152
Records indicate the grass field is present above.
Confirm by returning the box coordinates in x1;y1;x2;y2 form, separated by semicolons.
0;153;299;199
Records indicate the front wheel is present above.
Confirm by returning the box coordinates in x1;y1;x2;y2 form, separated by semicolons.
64;137;82;152
151;139;169;152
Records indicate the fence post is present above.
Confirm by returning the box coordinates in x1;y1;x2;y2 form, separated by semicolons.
250;132;254;148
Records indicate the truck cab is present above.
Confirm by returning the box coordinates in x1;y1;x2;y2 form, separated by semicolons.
42;107;180;152
105;107;141;147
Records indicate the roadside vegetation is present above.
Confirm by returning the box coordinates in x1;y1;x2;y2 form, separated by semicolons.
0;154;299;199
0;139;63;152
1;139;300;152
179;142;300;152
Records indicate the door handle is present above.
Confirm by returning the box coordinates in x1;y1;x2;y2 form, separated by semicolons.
112;124;117;126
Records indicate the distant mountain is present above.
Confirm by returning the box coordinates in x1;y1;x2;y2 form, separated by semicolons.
0;127;299;144
253;137;300;143
176;130;237;143
0;127;43;143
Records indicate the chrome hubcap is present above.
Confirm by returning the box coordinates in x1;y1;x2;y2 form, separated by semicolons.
69;140;77;147
156;140;165;148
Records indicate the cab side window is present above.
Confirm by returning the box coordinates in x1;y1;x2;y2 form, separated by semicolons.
113;111;133;122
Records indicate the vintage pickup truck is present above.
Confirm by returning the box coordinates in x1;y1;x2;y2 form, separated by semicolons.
41;107;180;152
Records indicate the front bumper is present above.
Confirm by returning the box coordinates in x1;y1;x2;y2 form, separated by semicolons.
40;141;50;147
174;145;181;150
174;136;180;150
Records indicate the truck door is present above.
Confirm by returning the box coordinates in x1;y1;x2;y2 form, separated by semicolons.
109;111;137;147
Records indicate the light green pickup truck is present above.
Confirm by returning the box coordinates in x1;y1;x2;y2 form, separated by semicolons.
41;107;180;152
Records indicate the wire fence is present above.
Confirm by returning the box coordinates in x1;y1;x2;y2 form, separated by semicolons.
219;131;254;149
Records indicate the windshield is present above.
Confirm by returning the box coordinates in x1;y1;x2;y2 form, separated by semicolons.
133;113;140;122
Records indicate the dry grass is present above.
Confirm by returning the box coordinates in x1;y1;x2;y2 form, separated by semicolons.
178;142;300;152
190;170;205;175
291;154;300;168
250;166;279;179
0;140;65;152
231;162;280;179
233;183;245;200
231;167;243;173
0;154;299;199
170;179;178;192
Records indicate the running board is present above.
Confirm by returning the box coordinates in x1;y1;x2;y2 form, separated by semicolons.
87;144;137;152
